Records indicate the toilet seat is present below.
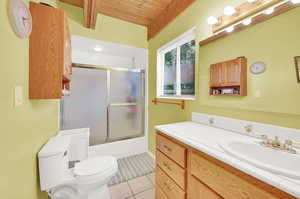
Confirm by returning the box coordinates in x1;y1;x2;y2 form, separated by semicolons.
73;156;118;184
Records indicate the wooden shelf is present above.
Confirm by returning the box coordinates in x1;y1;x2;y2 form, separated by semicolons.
210;57;247;96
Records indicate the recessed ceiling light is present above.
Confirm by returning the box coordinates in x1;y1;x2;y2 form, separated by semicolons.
93;46;102;52
291;0;300;4
264;7;274;15
224;6;236;16
226;26;235;33
247;0;258;3
207;16;218;25
242;18;252;26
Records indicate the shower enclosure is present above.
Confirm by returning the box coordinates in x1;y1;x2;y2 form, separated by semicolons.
61;64;145;146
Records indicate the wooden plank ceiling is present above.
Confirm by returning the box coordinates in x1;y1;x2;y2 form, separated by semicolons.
59;0;196;39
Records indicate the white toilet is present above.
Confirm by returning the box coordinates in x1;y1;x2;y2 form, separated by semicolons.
38;129;118;199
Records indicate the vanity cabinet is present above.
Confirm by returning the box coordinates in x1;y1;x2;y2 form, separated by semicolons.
29;2;72;99
155;131;297;199
189;176;222;199
210;57;247;96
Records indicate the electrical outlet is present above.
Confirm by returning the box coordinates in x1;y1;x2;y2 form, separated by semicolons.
255;90;261;98
14;86;23;107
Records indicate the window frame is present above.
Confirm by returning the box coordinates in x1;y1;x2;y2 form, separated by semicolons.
156;28;196;100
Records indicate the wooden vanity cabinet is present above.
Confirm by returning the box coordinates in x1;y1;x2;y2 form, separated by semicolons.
155;131;297;199
29;2;72;99
210;57;247;96
188;176;222;199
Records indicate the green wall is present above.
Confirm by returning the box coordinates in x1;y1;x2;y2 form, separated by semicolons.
58;2;148;49
0;0;147;198
148;0;300;153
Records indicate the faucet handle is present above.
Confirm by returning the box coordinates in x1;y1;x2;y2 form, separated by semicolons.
272;136;281;147
261;134;268;139
244;124;253;133
260;135;269;145
285;139;293;145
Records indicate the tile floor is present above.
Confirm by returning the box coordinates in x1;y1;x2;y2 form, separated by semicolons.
109;173;155;199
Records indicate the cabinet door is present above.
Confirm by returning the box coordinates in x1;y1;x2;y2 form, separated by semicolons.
225;59;241;86
156;186;169;199
210;64;222;87
189;176;222;199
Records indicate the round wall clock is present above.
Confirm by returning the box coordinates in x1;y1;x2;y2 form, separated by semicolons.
9;0;32;38
250;62;266;74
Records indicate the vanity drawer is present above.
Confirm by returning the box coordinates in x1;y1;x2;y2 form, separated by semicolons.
157;150;186;190
156;186;169;199
157;133;186;168
156;167;185;199
190;152;278;199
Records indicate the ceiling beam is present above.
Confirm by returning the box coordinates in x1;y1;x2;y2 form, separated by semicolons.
83;0;97;29
148;0;196;40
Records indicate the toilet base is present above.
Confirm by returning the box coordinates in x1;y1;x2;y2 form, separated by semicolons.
49;184;111;199
87;185;110;199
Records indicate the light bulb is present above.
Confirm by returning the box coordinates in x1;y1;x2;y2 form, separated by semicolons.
291;0;300;4
264;7;274;15
226;26;235;33
207;16;218;25
224;6;236;16
247;0;257;3
242;18;252;26
93;46;102;52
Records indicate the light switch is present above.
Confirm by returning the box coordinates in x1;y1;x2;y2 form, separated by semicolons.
14;86;23;107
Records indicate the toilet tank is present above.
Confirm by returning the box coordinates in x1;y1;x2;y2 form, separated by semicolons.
58;128;89;162
38;136;71;191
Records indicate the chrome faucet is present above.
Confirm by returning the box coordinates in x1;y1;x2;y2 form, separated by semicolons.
260;135;297;154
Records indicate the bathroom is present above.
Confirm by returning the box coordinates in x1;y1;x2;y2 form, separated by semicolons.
1;0;300;199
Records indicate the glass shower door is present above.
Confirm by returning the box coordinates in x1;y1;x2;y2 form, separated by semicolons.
107;69;145;141
61;66;145;145
61;67;108;145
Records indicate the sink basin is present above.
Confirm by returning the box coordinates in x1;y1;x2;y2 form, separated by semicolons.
219;140;300;179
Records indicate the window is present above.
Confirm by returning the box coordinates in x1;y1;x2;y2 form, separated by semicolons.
157;28;196;99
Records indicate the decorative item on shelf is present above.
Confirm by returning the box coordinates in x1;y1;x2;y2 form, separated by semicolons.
9;0;32;38
250;61;266;74
294;56;300;83
152;98;185;110
222;88;234;95
201;0;300;46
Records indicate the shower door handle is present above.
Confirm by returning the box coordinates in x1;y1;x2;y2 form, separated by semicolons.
108;103;138;106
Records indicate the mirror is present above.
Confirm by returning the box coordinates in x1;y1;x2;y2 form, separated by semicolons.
295;56;300;83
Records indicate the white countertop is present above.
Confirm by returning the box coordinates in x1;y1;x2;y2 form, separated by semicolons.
155;121;300;198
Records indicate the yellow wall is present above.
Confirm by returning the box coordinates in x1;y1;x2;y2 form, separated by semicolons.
148;0;300;153
58;2;148;49
0;0;147;198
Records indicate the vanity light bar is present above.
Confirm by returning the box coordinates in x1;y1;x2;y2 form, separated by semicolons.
207;0;299;32
200;0;300;46
209;0;294;35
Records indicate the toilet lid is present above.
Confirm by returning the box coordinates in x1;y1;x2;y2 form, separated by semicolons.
73;156;117;176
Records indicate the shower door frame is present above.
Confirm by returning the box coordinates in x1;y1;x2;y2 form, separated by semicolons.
61;63;146;144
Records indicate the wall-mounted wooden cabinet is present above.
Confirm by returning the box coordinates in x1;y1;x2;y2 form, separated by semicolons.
29;2;72;99
210;57;247;96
